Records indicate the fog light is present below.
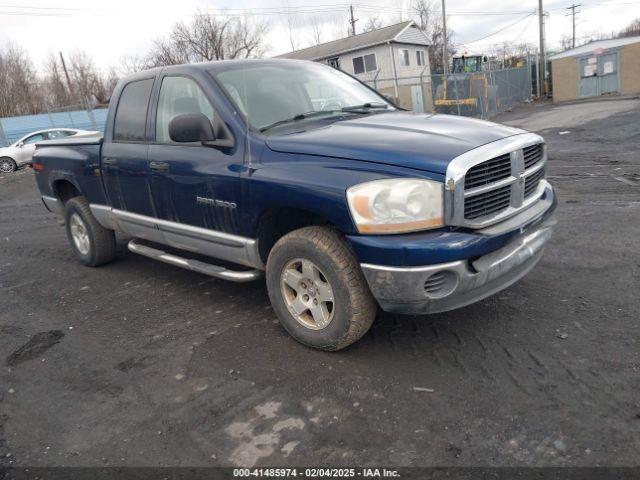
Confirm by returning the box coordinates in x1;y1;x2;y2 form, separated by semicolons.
423;271;458;298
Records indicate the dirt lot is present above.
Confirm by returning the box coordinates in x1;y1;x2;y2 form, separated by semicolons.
1;98;639;469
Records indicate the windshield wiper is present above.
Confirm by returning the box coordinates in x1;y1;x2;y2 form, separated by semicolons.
341;102;389;113
259;111;340;132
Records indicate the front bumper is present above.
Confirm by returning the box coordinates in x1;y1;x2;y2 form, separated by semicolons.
361;204;556;315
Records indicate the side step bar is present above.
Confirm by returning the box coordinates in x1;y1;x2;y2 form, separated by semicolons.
127;239;263;283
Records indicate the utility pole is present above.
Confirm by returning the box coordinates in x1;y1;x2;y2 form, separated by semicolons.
349;5;358;36
538;0;546;98
566;4;581;48
441;0;448;74
59;52;74;100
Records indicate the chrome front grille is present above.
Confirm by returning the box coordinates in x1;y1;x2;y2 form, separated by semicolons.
525;166;545;198
464;153;511;189
524;143;544;169
464;184;512;219
445;133;548;229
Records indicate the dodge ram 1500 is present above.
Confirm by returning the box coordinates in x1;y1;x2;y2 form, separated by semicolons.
33;59;556;350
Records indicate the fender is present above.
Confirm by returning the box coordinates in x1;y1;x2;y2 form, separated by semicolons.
247;151;445;237
49;170;83;197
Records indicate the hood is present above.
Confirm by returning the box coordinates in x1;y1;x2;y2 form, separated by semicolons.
265;112;526;174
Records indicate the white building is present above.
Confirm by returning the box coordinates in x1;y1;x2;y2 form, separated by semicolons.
277;21;432;109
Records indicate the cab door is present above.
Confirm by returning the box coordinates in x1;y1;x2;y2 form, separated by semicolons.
147;74;244;236
101;77;155;218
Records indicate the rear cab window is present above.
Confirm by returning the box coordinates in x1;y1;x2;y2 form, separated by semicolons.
113;79;154;142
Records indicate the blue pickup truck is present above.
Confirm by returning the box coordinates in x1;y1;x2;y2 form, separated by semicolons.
33;59;556;350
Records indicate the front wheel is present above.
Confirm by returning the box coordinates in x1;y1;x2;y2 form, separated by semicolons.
0;157;17;173
64;196;116;266
266;226;377;351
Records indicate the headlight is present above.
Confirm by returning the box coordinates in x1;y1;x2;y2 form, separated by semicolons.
346;178;444;234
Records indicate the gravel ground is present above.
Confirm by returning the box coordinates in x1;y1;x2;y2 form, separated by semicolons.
0;99;639;468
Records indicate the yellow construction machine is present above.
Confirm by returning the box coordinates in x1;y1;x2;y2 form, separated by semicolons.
434;54;498;114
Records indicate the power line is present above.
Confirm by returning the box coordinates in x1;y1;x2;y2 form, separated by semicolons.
0;2;563;18
513;13;537;44
0;0;638;16
456;12;536;46
566;4;581;48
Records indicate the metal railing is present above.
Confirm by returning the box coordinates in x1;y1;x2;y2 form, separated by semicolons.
0;100;108;147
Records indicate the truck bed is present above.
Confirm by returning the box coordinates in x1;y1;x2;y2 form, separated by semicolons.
32;135;109;207
38;134;104;147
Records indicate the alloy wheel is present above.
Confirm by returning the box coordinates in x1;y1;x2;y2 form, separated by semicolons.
69;213;91;255
280;258;335;330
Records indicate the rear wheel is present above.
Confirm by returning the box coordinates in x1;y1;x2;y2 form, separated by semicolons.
64;196;116;266
0;157;17;173
266;226;377;351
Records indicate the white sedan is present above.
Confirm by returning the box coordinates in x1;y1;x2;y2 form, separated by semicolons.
0;128;99;173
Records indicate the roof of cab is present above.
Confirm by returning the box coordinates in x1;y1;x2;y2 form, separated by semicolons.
120;58;313;82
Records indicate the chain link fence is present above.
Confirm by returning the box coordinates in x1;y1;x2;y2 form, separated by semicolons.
362;66;533;119
0;100;108;147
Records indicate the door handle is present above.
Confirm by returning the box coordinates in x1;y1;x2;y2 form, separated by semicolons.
102;157;117;166
150;161;170;172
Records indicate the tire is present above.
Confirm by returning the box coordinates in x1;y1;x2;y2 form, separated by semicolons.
63;196;116;267
266;226;377;351
0;157;17;174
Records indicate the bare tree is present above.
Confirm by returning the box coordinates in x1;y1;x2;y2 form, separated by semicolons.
410;0;455;73
0;45;117;116
146;37;191;67
0;44;43;117
103;67;120;103
68;51;110;104
119;54;151;75
0;11;268;118
329;14;350;41
42;53;71;109
392;0;407;23
619;18;640;37
308;16;324;45
146;12;268;66
362;16;384;33
411;0;434;30
282;1;301;51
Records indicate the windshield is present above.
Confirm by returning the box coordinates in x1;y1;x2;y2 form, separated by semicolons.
453;56;480;73
212;62;394;132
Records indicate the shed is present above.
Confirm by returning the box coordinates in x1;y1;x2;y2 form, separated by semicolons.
549;35;640;102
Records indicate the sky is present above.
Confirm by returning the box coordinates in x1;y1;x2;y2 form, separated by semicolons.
0;0;639;74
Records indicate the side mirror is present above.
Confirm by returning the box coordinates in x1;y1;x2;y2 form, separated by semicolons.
17;141;25;148
169;113;215;143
